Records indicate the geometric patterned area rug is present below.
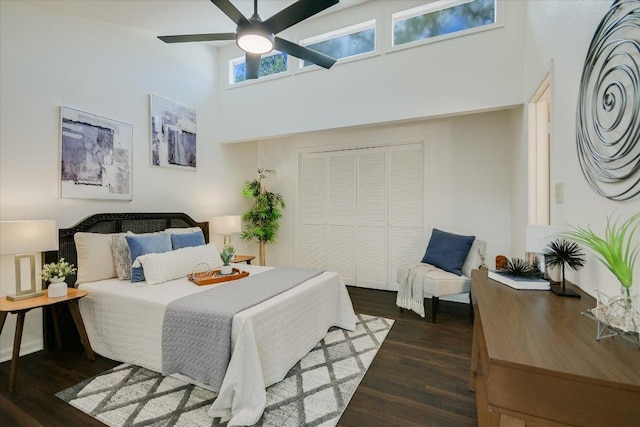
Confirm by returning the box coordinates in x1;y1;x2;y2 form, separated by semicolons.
56;313;393;427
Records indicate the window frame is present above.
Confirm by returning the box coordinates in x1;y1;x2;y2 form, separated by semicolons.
391;0;498;50
298;19;377;70
228;50;289;86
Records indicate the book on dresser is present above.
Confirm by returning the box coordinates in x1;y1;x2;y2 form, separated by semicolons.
488;270;550;290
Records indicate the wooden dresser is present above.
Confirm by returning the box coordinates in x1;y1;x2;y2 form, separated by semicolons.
469;270;640;426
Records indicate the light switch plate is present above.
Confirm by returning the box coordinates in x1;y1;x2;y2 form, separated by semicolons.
555;182;564;204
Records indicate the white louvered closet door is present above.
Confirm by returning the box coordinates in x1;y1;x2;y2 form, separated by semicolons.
299;143;423;290
327;153;356;285
356;148;388;289
300;154;327;270
388;144;424;291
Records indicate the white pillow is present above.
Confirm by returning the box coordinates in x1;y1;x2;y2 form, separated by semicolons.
164;227;203;235
133;243;223;285
74;232;118;284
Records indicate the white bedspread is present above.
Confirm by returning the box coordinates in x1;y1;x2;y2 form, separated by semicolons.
78;264;357;426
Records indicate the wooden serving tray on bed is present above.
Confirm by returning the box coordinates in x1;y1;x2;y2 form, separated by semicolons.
187;268;249;286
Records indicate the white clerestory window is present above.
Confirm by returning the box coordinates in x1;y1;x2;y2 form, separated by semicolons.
392;0;496;46
229;51;288;85
299;19;377;68
228;19;377;84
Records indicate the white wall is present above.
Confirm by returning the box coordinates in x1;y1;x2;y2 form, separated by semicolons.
519;0;640;298
0;2;257;361
255;109;517;274
216;0;525;143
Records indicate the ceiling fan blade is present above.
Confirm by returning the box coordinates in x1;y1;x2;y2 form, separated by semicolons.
158;33;236;43
264;0;339;34
211;0;250;27
246;53;261;79
274;37;337;69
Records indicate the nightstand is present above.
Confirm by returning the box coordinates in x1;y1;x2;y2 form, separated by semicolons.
0;288;95;391
232;255;256;264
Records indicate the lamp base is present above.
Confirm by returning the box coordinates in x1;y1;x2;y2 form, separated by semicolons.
6;291;45;301
550;285;581;298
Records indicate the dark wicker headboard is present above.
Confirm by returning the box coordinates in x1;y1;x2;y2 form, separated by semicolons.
44;212;209;287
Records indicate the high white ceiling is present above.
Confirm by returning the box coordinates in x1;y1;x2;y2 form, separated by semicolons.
24;0;369;43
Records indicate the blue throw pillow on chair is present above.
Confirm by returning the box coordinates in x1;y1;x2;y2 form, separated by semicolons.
421;228;475;276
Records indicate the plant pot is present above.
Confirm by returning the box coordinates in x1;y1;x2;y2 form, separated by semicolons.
48;277;68;298
221;265;233;275
590;287;640;337
611;287;640;333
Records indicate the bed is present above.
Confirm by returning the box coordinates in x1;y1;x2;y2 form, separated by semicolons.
52;212;357;426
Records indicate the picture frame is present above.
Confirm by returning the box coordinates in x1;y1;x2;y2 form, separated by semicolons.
60;106;133;200
150;94;197;170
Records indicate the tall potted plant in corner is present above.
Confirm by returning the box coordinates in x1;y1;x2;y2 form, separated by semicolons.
240;169;285;266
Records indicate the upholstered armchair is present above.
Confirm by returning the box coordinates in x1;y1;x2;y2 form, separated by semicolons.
396;229;487;322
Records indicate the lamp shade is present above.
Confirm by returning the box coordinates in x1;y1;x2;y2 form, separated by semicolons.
211;215;242;235
0;220;58;255
525;225;563;253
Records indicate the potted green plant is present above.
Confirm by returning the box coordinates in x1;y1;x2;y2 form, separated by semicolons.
563;212;640;300
240;169;285;266
220;244;235;275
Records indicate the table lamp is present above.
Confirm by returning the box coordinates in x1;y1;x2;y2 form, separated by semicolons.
0;220;58;300
211;215;241;246
525;225;563;277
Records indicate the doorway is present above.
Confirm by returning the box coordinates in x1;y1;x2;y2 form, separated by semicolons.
528;73;551;226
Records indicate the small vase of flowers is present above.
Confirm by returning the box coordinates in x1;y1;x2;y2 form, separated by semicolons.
42;258;76;298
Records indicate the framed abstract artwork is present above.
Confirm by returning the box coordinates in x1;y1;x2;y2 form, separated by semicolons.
60;106;133;200
150;95;197;170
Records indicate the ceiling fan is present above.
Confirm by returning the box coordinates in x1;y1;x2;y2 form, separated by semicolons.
159;0;340;80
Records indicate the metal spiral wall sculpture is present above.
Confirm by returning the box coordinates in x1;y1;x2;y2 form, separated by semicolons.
576;0;640;201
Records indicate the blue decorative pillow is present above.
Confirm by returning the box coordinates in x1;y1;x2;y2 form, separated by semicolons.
125;234;172;283
421;228;475;276
170;231;205;250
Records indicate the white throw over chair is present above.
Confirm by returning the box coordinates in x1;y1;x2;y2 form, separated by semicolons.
398;239;487;322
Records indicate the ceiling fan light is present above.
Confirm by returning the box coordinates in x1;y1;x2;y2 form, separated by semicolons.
237;32;274;55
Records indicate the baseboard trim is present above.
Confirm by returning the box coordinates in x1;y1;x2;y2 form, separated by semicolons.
0;339;44;363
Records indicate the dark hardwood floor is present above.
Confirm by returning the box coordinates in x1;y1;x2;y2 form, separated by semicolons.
341;287;477;427
0;287;477;426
